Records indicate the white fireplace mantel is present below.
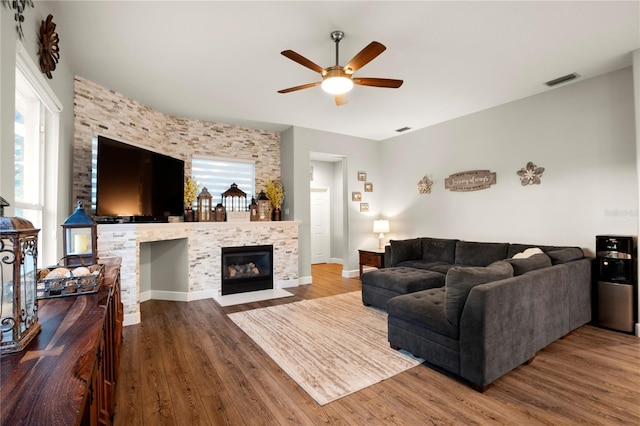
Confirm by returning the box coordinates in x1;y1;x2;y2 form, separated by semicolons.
97;221;300;325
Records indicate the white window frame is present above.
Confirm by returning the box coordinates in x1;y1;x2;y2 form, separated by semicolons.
15;40;62;266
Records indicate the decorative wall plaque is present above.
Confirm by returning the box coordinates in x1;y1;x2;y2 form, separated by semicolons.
445;170;496;192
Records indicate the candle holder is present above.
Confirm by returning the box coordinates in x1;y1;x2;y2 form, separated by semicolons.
0;216;41;354
62;201;97;267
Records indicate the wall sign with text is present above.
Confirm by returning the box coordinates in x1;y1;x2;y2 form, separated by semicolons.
444;170;496;192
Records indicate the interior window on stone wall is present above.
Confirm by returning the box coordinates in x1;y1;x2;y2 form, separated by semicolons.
191;156;256;202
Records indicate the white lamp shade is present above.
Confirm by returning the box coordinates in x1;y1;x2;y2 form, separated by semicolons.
373;220;390;234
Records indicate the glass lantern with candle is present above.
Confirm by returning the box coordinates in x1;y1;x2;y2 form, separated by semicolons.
197;187;213;222
62;201;97;267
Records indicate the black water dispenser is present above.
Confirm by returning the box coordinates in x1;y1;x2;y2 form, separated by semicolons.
595;235;637;333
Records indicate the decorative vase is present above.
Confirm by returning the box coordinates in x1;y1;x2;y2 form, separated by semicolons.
184;208;194;222
272;207;281;221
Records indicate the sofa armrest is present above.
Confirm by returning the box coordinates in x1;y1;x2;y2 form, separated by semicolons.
458;275;537;387
385;245;392;267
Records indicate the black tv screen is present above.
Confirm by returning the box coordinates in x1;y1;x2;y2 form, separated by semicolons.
96;136;184;221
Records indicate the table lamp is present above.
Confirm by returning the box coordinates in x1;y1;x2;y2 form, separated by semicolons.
373;219;390;250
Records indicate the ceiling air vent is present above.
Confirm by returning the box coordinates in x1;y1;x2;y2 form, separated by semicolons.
545;72;579;87
395;126;412;133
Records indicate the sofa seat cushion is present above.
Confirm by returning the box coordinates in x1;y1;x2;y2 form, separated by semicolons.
387;288;459;341
455;241;510;266
396;260;449;270
362;267;445;294
445;261;514;325
428;264;459;274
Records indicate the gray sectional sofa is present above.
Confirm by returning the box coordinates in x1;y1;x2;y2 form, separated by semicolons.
361;237;592;390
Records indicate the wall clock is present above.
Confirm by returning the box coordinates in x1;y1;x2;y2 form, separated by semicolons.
38;14;60;79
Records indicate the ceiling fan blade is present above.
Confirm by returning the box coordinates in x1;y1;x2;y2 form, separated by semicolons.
344;41;386;74
277;81;321;94
353;77;403;88
334;93;348;106
281;50;325;75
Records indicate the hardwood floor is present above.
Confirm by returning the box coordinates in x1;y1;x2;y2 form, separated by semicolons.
114;263;640;425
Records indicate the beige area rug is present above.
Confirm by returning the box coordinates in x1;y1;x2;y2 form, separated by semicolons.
227;291;423;405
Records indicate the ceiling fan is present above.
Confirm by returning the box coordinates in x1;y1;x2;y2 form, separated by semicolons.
278;31;403;106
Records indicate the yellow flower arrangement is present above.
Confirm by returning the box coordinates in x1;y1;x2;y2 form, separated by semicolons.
184;176;201;209
265;180;284;208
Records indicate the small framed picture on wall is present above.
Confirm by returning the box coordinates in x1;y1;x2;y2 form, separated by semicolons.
364;182;373;192
352;192;362;201
360;202;369;212
357;171;367;181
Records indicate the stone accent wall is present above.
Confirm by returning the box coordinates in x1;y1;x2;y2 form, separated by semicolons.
98;221;300;323
73;76;281;210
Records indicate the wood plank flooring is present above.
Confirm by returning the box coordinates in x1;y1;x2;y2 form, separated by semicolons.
114;263;640;425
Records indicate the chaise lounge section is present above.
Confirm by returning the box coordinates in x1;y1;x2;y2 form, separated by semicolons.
361;237;592;390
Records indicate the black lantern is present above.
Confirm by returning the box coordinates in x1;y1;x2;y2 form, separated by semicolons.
197;187;213;222
62;201;97;267
249;197;259;222
0;216;41;354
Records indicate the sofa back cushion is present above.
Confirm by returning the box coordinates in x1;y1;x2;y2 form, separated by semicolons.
455;241;509;266
389;238;422;266
507;253;552;276
507;243;577;258
444;261;514;325
421;238;458;264
546;247;584;265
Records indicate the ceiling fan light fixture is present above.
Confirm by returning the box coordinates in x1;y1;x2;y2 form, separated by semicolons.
321;76;353;94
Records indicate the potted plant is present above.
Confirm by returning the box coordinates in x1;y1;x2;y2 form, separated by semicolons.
265;180;284;221
184;176;200;222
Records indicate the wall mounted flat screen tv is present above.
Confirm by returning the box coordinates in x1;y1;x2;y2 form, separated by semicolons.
95;136;184;222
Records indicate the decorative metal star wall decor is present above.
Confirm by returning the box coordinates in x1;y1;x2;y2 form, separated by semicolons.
517;161;545;186
418;175;433;194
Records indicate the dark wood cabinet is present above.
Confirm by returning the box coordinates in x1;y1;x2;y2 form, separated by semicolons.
358;248;385;277
1;257;123;426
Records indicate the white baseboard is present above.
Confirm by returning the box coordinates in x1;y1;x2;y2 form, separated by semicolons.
329;258;343;264
342;266;378;278
277;279;299;288
636;322;640;337
124;312;140;326
298;275;312;285
139;290;151;303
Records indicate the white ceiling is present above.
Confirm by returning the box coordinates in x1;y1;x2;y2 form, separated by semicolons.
47;1;639;141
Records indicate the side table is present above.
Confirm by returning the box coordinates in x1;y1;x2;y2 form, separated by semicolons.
358;248;386;278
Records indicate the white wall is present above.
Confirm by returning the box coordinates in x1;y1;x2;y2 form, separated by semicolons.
380;68;637;255
281;127;382;278
0;4;75;261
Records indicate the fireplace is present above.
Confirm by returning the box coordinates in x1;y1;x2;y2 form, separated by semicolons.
221;245;273;295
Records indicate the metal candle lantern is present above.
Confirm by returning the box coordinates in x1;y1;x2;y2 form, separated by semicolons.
249;197;258;221
62;201;97;267
0;216;41;354
257;191;271;222
197;187;213;222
